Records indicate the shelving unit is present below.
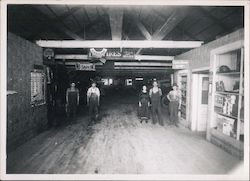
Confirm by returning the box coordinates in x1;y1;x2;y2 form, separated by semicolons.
180;76;187;119
209;40;244;159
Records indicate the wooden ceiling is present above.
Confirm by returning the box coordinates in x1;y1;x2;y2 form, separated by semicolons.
8;5;244;56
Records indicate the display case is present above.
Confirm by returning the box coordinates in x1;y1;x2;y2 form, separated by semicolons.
209;40;244;159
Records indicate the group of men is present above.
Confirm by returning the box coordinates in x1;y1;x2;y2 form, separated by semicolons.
138;81;181;126
66;81;100;122
66;80;181;127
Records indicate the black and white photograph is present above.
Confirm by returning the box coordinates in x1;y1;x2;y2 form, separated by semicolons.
0;0;249;180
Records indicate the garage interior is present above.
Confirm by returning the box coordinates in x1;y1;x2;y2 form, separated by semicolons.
6;4;246;174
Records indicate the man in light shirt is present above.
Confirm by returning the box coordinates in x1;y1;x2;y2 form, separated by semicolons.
167;83;181;127
87;81;100;122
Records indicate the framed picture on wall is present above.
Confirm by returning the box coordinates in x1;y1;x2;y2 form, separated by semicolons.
31;70;46;106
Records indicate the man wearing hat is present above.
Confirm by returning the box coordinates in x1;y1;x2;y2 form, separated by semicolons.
167;83;181;127
87;81;100;123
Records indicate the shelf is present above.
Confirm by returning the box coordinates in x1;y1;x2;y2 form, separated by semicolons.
215;91;240;96
216;71;240;76
215;111;238;120
181;110;186;114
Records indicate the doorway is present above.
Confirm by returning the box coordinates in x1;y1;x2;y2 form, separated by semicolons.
191;70;209;133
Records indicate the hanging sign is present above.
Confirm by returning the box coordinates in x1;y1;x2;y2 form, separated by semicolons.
43;48;55;60
43;48;55;64
75;63;95;71
122;49;135;59
88;48;135;60
106;49;135;59
172;60;189;69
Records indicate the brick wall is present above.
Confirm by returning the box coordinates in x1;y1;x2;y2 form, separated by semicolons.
7;33;47;151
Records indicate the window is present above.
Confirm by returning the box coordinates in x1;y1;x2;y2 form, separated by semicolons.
31;70;46;106
126;79;133;86
101;78;113;86
201;77;209;104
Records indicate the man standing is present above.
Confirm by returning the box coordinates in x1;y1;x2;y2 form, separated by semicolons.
66;82;79;121
167;83;181;127
87;81;100;123
149;81;163;126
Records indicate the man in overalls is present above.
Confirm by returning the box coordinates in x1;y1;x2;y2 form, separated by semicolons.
66;82;79;121
87;81;100;122
149;81;163;126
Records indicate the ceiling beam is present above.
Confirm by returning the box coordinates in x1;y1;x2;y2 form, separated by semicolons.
151;8;188;40
154;9;200;41
114;62;172;67
108;8;124;40
133;17;152;40
36;40;203;49
55;54;174;61
82;7;91;23
135;55;173;61
114;67;171;70
56;54;88;60
136;8;188;54
55;6;82;21
65;5;82;30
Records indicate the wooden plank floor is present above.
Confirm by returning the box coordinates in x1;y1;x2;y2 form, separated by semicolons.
7;97;241;174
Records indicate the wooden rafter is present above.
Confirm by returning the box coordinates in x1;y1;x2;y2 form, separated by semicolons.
154;9;199;41
65;5;82;30
82;7;91;23
33;5;83;40
176;25;200;41
193;8;240;39
136;7;188;54
133;17;152;40
108;8;124;40
55;6;82;21
197;7;230;31
151;8;188;40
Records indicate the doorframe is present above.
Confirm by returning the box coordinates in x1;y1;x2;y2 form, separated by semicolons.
191;67;209;132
